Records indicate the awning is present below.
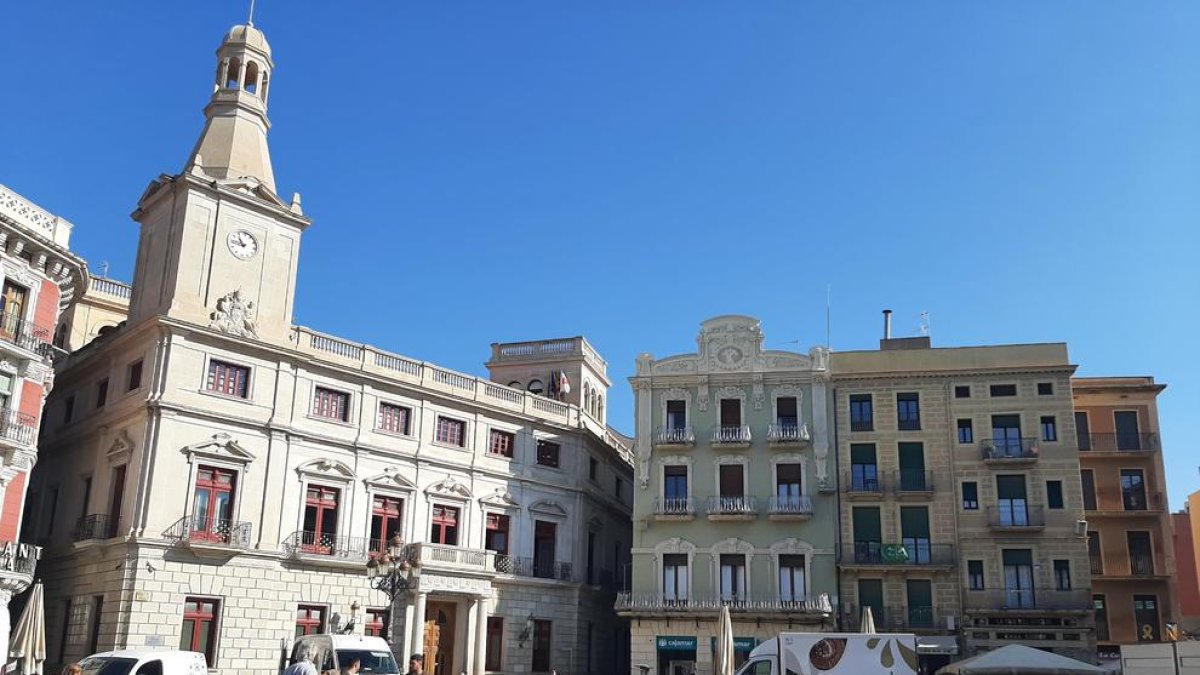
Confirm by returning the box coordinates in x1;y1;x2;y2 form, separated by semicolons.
917;636;959;656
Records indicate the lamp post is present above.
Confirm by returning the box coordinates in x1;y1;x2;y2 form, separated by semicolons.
366;534;418;605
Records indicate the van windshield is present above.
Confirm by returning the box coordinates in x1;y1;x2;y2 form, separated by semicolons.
337;650;400;674
77;657;139;675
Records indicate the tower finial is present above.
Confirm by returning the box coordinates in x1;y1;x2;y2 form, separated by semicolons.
247;0;257;26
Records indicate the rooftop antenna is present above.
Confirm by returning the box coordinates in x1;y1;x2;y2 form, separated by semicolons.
919;311;931;337
247;0;257;26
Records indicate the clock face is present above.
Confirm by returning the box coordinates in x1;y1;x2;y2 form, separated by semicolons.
227;230;259;260
717;346;744;366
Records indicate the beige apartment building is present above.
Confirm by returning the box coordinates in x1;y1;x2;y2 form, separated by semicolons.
22;22;633;675
1072;377;1177;663
832;318;1093;665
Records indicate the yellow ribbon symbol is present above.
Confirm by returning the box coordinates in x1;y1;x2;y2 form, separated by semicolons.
1142;625;1155;640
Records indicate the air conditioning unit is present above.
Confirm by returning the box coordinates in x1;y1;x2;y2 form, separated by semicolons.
945;615;956;631
1075;519;1088;536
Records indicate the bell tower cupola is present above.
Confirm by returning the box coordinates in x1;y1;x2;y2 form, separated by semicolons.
186;23;277;193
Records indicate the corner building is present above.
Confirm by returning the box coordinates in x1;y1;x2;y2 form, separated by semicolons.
832;333;1094;665
0;184;87;658
24;23;632;675
621;316;836;675
1072;377;1177;662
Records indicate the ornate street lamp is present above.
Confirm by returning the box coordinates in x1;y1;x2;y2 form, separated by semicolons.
366;534;417;603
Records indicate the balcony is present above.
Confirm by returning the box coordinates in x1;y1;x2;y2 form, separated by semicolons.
767;423;810;447
654;497;696;521
981;438;1040;465
654;426;696;448
405;542;493;575
164;515;252;552
74;514;121;543
711;425;752;448
283;531;372;567
986;505;1046;531
838;543;957;569
1086;489;1166;517
963;588;1091;613
1079;433;1160;455
706;495;758;521
494;554;574;582
0;311;53;356
842;471;884;499
615;592;832;620
0;543;39;595
0;408;37;447
768;495;814;521
1094;554;1168;580
893;470;934;498
845;605;950;632
850;419;874;433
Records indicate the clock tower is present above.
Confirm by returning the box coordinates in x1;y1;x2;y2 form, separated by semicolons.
127;22;310;346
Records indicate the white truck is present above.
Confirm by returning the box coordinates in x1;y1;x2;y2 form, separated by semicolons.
735;632;919;675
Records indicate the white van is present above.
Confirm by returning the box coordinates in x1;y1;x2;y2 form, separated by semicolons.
735;632;919;675
290;634;401;674
76;650;207;675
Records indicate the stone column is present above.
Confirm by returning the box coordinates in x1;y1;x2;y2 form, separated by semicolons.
399;599;415;666
0;588;12;669
472;595;489;675
409;592;427;662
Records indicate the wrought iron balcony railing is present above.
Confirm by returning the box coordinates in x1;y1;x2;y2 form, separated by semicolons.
654;426;696;446
986;505;1046;528
74;514;120;541
1129;553;1158;576
845;605;946;631
494;554;574;581
894;469;934;493
843;471;884;494
654;497;695;516
839;542;956;566
0;408;36;446
768;495;814;516
1079;433;1160;453
164;515;252;548
981;437;1041;461
706;495;758;517
712;425;752;445
0;311;53;354
282;531;372;560
963;588;1090;611
850;419;874;433
767;423;810;444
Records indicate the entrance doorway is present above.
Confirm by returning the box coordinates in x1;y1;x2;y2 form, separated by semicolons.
423;602;457;675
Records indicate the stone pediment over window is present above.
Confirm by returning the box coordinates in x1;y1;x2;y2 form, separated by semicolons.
426;475;473;500
363;468;416;492
770;538;815;555
528;499;568;517
107;429;136;463
479;488;519;510
711;537;755;556
181;433;256;468
654;537;697;555
296;458;354;482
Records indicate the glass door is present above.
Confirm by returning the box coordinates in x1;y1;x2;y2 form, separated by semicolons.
996;475;1029;526
1002;549;1035;608
192;466;236;542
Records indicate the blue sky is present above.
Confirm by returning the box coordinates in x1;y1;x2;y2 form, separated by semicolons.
2;3;1198;506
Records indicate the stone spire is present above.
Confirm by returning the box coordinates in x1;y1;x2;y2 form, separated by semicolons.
186;23;277;193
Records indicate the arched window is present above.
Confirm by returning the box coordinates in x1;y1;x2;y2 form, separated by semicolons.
527;380;544;395
507;381;522;390
244;61;260;94
597;394;604;420
225;57;242;90
583;386;592;413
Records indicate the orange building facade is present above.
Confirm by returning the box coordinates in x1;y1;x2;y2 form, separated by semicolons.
1073;377;1177;661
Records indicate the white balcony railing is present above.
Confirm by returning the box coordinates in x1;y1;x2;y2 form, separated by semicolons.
767;423;810;444
654;426;696;446
654;497;695;516
768;495;814;516
407;542;493;572
712;425;752;445
707;495;758;516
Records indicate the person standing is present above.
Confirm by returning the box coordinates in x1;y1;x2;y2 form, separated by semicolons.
284;645;319;675
406;654;424;675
